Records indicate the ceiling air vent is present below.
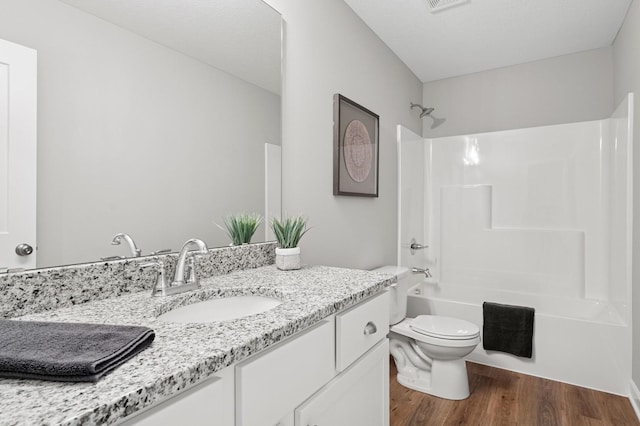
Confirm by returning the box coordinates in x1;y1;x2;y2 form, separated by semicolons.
426;0;469;13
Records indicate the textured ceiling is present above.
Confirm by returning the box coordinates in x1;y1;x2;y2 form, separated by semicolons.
58;0;282;94
343;0;632;82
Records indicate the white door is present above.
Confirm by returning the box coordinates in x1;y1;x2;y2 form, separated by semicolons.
0;39;37;270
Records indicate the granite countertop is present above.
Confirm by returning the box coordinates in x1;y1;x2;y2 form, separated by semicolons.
1;265;393;426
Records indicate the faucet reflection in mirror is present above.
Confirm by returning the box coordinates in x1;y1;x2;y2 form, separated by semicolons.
111;233;141;257
102;233;172;261
145;238;209;297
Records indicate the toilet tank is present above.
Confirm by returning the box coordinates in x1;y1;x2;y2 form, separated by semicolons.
372;266;412;325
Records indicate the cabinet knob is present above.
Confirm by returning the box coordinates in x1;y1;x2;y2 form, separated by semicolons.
363;321;377;335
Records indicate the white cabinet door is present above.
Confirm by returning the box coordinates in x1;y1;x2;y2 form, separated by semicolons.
295;339;389;426
0;38;37;270
236;319;335;426
116;366;234;426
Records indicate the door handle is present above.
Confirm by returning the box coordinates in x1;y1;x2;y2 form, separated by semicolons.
15;243;33;256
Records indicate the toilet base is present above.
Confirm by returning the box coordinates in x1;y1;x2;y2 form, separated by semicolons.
395;358;470;400
389;318;479;401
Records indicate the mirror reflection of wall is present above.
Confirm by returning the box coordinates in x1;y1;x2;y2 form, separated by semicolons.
0;0;282;269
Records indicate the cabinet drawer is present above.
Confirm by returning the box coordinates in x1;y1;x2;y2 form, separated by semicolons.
336;291;389;371
236;319;335;426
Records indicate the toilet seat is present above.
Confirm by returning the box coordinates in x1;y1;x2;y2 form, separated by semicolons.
390;317;480;348
410;315;480;340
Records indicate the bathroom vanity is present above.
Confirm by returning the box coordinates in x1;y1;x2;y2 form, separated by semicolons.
0;263;393;425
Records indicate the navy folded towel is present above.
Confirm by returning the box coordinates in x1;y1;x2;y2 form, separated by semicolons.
482;302;534;358
0;319;155;382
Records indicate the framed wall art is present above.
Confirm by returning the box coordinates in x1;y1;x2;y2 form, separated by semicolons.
333;94;380;197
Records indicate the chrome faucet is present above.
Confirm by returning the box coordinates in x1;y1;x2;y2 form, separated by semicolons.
172;238;208;288
411;267;432;278
143;238;208;297
111;233;141;257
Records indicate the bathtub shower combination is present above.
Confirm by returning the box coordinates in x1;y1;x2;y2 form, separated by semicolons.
397;95;633;395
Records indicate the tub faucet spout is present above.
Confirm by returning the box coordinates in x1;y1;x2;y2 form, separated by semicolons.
412;267;432;278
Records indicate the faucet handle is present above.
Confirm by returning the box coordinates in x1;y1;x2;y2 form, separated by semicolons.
409;238;428;255
149;248;172;256
185;255;201;288
101;255;125;261
141;260;169;297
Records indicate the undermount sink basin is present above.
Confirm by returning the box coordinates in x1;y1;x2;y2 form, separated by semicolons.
157;296;282;323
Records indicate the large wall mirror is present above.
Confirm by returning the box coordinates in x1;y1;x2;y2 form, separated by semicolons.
0;0;282;269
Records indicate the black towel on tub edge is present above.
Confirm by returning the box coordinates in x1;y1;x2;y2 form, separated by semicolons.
482;301;534;358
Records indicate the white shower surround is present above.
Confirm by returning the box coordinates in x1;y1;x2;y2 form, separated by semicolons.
397;94;633;395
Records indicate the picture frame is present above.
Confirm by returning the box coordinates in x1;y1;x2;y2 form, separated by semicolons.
333;94;380;197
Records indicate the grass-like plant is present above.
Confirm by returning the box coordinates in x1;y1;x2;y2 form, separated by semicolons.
271;216;309;249
219;213;262;246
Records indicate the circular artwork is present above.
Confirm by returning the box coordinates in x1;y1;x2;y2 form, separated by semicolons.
343;119;373;183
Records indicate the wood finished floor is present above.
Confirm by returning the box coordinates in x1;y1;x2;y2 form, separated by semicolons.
390;358;639;426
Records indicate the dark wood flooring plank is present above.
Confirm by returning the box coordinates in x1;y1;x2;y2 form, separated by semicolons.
389;358;639;426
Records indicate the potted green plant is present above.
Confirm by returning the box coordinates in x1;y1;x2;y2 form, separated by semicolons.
219;213;262;246
270;215;309;270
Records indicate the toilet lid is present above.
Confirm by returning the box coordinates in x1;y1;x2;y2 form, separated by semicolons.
409;315;480;340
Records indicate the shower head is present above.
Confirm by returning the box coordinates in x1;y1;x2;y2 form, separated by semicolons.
410;102;435;118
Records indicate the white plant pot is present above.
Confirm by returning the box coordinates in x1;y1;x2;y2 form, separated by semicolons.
275;247;301;271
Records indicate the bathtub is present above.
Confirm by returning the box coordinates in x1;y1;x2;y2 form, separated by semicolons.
406;281;631;396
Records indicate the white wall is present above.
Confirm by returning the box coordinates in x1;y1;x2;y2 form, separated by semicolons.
422;48;614;138
613;0;640;397
263;0;423;269
0;0;280;267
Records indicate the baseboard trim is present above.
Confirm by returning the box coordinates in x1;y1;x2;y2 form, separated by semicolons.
630;380;640;422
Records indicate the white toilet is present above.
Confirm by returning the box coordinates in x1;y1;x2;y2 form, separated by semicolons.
375;266;480;400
